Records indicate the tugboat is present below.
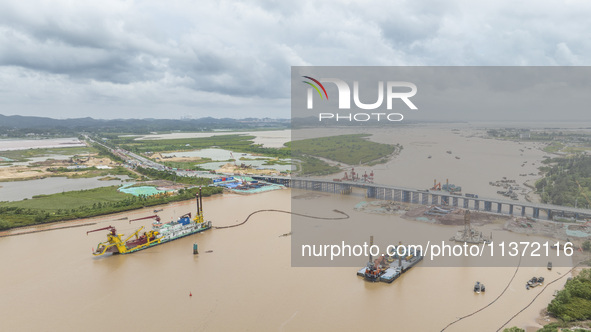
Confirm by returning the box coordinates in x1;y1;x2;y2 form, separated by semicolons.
88;188;212;256
474;281;485;293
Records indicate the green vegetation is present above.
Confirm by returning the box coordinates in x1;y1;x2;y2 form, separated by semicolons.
538;321;591;331
160;160;209;171
0;185;222;230
535;155;591;207
101;134;290;158
297;156;340;176
291;134;399;165
544;142;566;154
289;134;400;175
503;327;525;332
92;142;125;163
135;167;212;185
547;269;591;322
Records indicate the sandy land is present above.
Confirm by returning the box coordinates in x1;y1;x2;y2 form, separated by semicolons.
0;156;118;181
0;166;52;181
216;163;281;176
149;152;203;163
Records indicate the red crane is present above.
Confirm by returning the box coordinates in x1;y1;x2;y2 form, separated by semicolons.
87;225;116;236
129;215;161;224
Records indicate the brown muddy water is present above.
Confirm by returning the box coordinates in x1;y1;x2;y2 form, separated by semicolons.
1;124;584;331
0;189;571;332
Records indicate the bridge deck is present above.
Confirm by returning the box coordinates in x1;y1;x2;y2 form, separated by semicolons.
253;176;591;220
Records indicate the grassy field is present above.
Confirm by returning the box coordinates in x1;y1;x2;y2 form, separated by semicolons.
0;185;222;230
291;134;399;165
296;156;340;175
5;186;130;211
543;142;565;154
104;134;290;158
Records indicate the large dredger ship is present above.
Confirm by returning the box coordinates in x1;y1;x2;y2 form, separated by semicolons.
87;188;211;256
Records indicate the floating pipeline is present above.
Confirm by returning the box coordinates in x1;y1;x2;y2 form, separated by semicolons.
214;209;349;229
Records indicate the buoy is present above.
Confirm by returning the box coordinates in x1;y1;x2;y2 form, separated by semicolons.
189;292;192;297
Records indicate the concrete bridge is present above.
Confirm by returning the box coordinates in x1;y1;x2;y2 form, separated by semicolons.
252;176;591;221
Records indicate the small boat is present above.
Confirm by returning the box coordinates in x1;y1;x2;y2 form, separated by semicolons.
526;276;544;289
548;261;552;270
428;155;432;159
474;281;485;293
455;156;460;159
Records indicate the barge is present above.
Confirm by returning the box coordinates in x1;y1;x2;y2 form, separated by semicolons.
357;241;423;283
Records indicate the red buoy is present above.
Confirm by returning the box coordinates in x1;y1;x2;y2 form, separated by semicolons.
189;292;192;297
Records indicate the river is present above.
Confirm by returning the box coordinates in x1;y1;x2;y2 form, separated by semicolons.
0;124;584;331
0;189;572;332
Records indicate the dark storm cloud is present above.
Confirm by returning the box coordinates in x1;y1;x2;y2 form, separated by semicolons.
0;0;590;119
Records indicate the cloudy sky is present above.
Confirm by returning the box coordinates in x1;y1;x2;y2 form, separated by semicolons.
1;0;590;120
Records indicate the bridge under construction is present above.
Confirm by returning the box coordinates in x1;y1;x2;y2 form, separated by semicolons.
252;176;591;221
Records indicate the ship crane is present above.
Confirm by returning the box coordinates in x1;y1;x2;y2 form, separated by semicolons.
129;215;161;224
431;179;442;190
87;225;116;236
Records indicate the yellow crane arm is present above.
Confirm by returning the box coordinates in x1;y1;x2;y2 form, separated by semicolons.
123;226;144;243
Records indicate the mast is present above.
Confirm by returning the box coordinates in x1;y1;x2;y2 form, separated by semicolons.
199;187;203;214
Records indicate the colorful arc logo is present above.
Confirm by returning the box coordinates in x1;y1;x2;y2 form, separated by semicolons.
302;76;328;100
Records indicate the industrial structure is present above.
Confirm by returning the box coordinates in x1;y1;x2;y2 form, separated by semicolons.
252;176;591;221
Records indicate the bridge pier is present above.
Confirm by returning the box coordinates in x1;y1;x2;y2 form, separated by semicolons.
252;176;591;221
386;188;393;200
411;192;419;204
402;190;410;203
422;193;429;205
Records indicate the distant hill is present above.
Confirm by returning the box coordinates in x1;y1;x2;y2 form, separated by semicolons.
0;114;289;137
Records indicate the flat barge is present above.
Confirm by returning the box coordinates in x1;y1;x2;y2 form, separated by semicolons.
357;242;423;283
